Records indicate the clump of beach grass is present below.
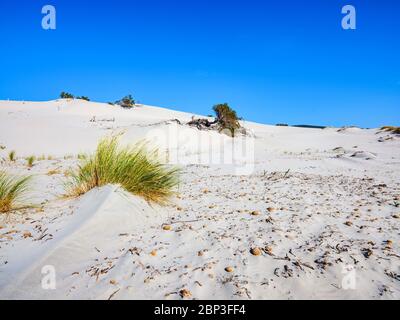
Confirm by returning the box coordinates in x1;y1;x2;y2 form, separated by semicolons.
0;171;32;213
47;169;61;176
66;136;180;205
8;150;16;162
77;153;87;160
26;156;35;168
381;126;400;134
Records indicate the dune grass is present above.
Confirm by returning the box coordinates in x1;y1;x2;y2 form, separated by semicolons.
0;171;32;213
8;150;16;162
26;156;35;168
77;153;87;160
47;169;61;176
381;126;400;134
66;136;180;205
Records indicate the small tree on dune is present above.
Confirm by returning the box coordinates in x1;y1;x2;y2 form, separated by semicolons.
76;96;90;101
187;103;244;137
60;92;74;99
212;103;241;136
116;95;135;108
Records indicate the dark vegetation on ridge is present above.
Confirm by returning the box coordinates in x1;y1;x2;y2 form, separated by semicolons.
381;126;400;134
188;103;243;137
59;92;137;108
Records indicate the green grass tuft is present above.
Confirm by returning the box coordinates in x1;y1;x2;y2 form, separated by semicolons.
381;126;400;134
66;136;180;205
0;171;32;213
77;153;87;160
8;150;16;162
26;156;35;167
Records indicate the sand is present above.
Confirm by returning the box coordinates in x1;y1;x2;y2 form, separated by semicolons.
0;99;399;299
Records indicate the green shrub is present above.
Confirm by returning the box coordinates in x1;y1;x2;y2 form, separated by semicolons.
0;171;32;213
381;126;400;134
76;96;90;101
60;92;74;99
213;103;241;136
116;95;135;108
67;136;180;205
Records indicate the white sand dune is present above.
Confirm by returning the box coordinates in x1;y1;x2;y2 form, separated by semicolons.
0;185;167;299
0;99;399;300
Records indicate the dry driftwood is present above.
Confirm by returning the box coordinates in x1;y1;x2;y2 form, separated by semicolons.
186;116;252;138
187;117;218;130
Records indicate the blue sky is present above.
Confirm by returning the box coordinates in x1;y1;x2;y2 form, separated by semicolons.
0;0;399;127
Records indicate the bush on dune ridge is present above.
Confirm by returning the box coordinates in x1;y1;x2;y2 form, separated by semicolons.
60;92;74;99
381;126;400;134
0;171;32;213
213;103;241;137
60;92;90;101
76;96;90;101
66;136;180;205
187;103;244;137
115;95;135;108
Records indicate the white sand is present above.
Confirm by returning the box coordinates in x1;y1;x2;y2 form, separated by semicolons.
0;99;399;299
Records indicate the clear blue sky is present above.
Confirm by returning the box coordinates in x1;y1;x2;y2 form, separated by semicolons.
0;0;399;127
